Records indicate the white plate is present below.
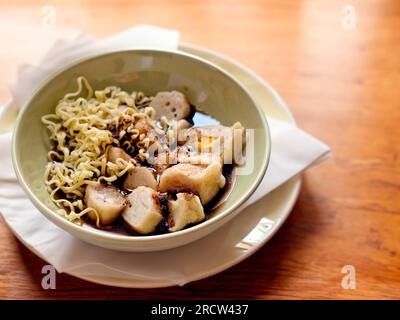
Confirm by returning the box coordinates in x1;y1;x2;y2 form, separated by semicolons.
65;44;301;288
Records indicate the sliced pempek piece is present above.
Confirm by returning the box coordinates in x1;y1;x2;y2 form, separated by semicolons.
180;122;246;165
149;91;191;120
122;186;163;234
168;193;205;232
159;163;226;205
84;183;127;225
107;146;132;163
123;166;158;190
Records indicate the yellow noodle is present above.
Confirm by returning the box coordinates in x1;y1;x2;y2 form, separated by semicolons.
42;76;162;225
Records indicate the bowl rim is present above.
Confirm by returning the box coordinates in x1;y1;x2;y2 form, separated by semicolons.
12;48;271;243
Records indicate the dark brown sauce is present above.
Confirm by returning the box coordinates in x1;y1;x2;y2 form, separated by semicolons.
83;111;237;236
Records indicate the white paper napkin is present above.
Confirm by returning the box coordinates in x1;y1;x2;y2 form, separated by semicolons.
0;25;330;286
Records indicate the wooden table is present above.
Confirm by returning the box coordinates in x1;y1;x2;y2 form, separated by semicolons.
0;0;399;299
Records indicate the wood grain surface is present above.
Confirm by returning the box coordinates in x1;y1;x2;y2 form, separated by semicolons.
0;0;399;299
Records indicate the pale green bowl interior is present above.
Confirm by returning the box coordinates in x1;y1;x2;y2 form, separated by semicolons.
13;49;269;238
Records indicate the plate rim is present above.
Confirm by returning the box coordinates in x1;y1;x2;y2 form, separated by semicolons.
69;177;301;289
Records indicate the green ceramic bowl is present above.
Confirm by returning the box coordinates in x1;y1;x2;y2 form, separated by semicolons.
12;49;270;252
